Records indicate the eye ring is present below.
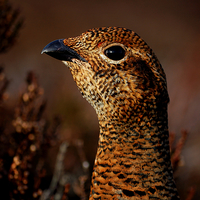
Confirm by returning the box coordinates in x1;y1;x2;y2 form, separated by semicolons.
104;45;126;61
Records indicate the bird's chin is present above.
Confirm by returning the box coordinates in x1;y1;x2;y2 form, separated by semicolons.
62;60;79;69
63;58;89;70
62;60;72;68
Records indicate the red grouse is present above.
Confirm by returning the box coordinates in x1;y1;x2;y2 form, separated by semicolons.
42;27;180;200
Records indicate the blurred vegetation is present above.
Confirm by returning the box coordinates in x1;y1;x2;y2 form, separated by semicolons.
0;68;59;199
0;0;196;199
0;0;90;199
0;68;90;200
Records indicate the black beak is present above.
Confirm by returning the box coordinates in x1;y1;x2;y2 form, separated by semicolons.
41;39;87;62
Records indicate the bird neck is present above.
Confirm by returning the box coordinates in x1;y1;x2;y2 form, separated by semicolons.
90;101;180;199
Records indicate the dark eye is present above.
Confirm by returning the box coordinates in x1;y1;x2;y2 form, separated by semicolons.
104;45;125;61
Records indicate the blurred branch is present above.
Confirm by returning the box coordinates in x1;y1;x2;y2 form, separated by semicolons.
185;187;196;200
40;142;69;200
40;139;91;200
0;0;23;54
169;131;195;200
170;130;188;171
0;66;9;103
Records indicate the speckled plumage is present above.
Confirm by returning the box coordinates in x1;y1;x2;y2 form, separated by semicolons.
42;27;180;200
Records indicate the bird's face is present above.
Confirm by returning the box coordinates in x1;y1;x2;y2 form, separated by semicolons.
42;27;169;120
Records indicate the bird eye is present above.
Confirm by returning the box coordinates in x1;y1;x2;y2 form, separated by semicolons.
104;45;125;61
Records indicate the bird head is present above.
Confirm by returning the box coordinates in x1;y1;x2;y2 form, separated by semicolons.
42;27;169;121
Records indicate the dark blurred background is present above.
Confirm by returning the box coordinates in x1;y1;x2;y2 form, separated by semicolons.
1;0;200;199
